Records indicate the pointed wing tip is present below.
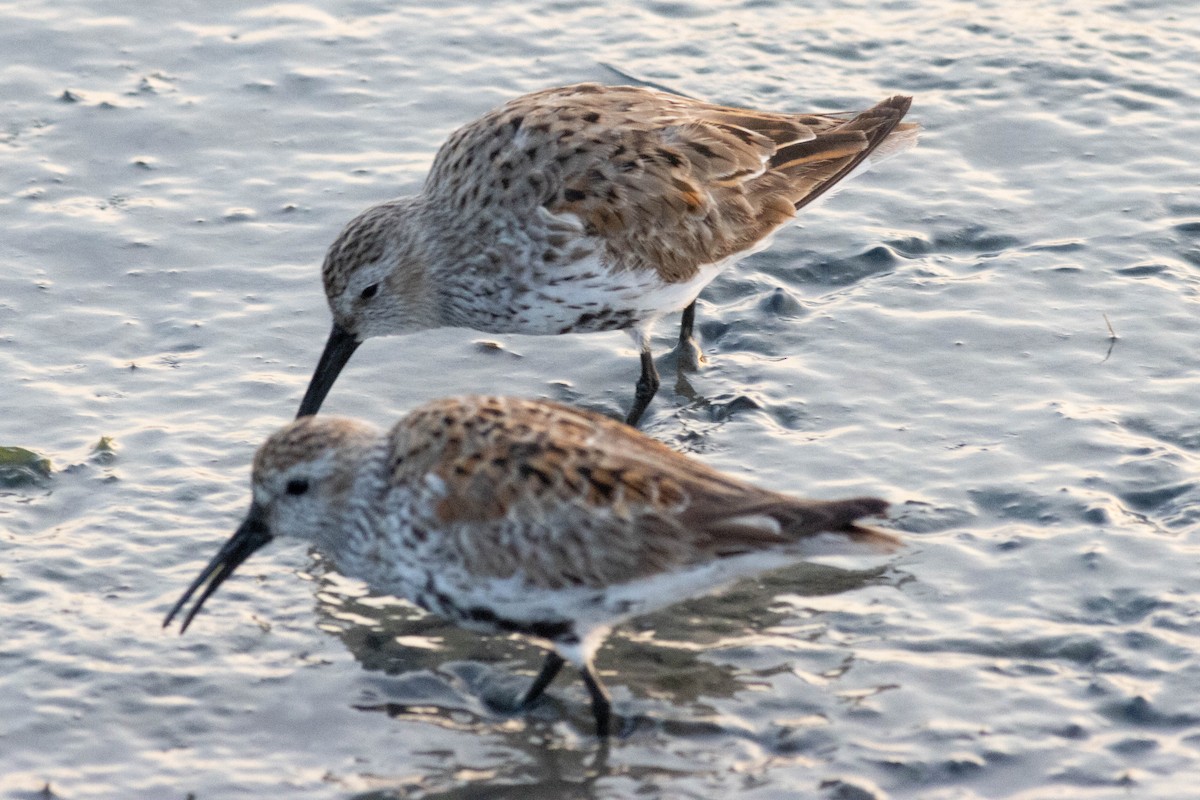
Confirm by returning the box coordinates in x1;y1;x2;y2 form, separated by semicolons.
846;524;904;554
860;95;914;133
839;497;902;553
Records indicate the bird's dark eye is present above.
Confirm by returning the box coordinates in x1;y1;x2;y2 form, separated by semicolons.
359;283;379;301
285;479;310;496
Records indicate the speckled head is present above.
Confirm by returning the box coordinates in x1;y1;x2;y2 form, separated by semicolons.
321;198;440;340
163;416;379;633
250;416;380;526
297;198;437;418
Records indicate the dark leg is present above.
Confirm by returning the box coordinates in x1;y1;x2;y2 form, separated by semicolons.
677;301;696;350
520;651;566;708
675;301;704;371
624;347;660;427
580;662;612;739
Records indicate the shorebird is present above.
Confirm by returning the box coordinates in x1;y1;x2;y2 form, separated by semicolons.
165;396;899;737
296;83;918;425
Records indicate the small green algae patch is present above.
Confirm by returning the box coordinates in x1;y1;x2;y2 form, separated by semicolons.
90;436;117;465
0;446;52;486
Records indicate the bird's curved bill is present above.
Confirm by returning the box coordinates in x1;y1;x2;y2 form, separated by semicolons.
296;322;361;418
162;504;274;633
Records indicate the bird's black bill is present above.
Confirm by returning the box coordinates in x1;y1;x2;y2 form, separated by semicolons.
162;505;274;633
296;322;361;418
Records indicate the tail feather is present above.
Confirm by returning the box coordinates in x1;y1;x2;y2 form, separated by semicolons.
784;95;915;212
777;496;902;561
837;522;903;554
781;496;900;555
772;131;871;172
695;495;898;557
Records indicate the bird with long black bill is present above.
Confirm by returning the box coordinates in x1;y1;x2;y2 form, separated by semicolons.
294;84;917;425
165;396;899;737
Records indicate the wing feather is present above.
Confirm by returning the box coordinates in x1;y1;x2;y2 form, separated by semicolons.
425;85;916;283
387;397;894;590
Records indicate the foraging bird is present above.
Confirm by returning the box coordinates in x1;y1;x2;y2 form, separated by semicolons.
165;395;899;737
296;84;917;425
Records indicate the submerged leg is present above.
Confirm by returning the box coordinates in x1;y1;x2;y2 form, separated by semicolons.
625;347;660;427
674;301;705;371
678;301;696;350
520;651;566;708
579;662;613;739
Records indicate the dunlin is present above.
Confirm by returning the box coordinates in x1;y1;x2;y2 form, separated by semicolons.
296;84;918;425
165;395;898;736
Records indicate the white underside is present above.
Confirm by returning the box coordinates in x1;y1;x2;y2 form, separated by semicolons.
512;228;785;350
505;250;720;340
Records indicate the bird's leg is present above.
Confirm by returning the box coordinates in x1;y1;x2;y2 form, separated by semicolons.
625;347;660;427
520;651;566;708
678;301;696;349
580;661;612;739
675;301;704;371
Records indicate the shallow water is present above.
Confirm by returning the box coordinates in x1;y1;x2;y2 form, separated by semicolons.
3;0;1200;797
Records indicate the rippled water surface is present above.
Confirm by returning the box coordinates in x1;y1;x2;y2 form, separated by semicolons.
3;0;1200;797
